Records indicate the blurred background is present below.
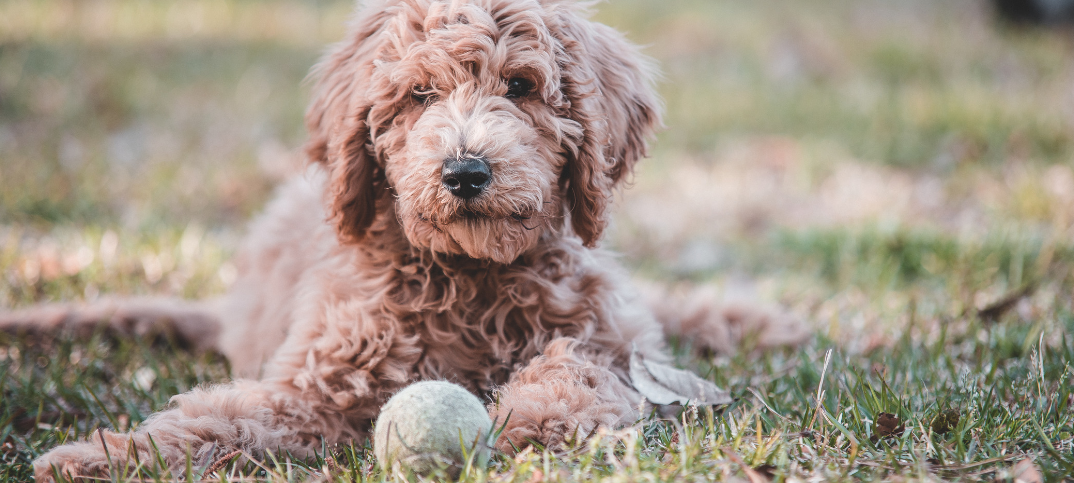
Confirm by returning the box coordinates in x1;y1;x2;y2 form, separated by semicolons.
1;0;1073;342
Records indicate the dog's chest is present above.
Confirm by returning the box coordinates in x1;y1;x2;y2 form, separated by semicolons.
389;252;609;390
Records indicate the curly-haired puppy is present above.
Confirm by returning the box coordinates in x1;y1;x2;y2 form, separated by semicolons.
4;0;805;479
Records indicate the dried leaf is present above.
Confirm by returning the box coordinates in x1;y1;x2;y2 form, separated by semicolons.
1;435;16;456
870;412;905;443
629;346;732;406
1011;458;1043;483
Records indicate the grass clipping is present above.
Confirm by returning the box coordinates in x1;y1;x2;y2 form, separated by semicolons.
374;381;493;476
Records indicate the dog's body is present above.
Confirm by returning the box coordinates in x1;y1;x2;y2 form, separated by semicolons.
1;0;805;479
15;169;665;478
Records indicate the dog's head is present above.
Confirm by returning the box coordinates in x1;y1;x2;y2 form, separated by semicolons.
305;0;661;263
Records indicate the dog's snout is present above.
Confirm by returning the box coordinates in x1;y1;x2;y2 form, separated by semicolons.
441;155;491;199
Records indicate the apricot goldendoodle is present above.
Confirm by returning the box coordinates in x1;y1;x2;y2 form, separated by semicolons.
2;0;806;479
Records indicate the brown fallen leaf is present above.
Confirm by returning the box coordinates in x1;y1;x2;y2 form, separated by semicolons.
870;412;905;443
1011;458;1043;483
629;345;732;406
1;435;16;456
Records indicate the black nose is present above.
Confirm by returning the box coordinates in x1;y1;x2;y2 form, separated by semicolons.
441;155;491;199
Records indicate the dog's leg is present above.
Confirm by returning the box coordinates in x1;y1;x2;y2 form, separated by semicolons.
31;297;422;481
0;297;222;351
640;282;808;355
32;378;368;482
488;338;639;452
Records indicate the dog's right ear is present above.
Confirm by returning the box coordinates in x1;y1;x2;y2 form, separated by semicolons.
304;6;393;243
554;7;663;247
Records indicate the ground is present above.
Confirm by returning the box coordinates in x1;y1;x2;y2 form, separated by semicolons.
1;0;1073;481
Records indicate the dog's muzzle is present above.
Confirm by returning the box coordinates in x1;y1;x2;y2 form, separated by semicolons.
441;154;491;200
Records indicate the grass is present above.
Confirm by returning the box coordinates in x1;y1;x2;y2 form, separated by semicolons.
2;0;1074;480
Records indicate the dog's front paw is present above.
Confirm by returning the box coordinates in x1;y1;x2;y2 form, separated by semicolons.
490;384;625;453
32;429;174;482
34;440;116;482
493;411;581;453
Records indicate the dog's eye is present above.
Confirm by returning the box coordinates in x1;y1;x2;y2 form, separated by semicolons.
412;86;437;104
504;78;535;99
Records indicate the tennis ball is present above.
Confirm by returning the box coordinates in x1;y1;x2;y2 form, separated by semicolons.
374;381;493;475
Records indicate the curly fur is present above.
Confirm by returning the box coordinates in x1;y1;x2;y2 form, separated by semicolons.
3;0;806;479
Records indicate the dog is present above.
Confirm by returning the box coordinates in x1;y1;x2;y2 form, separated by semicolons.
1;0;806;479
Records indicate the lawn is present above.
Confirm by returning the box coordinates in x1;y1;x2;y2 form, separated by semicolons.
2;0;1073;481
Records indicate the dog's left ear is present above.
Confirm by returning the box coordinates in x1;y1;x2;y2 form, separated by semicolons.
557;12;663;247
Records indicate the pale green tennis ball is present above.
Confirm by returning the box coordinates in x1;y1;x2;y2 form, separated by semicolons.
374;381;493;474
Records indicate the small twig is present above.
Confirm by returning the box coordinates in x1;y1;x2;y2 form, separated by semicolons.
203;449;242;476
